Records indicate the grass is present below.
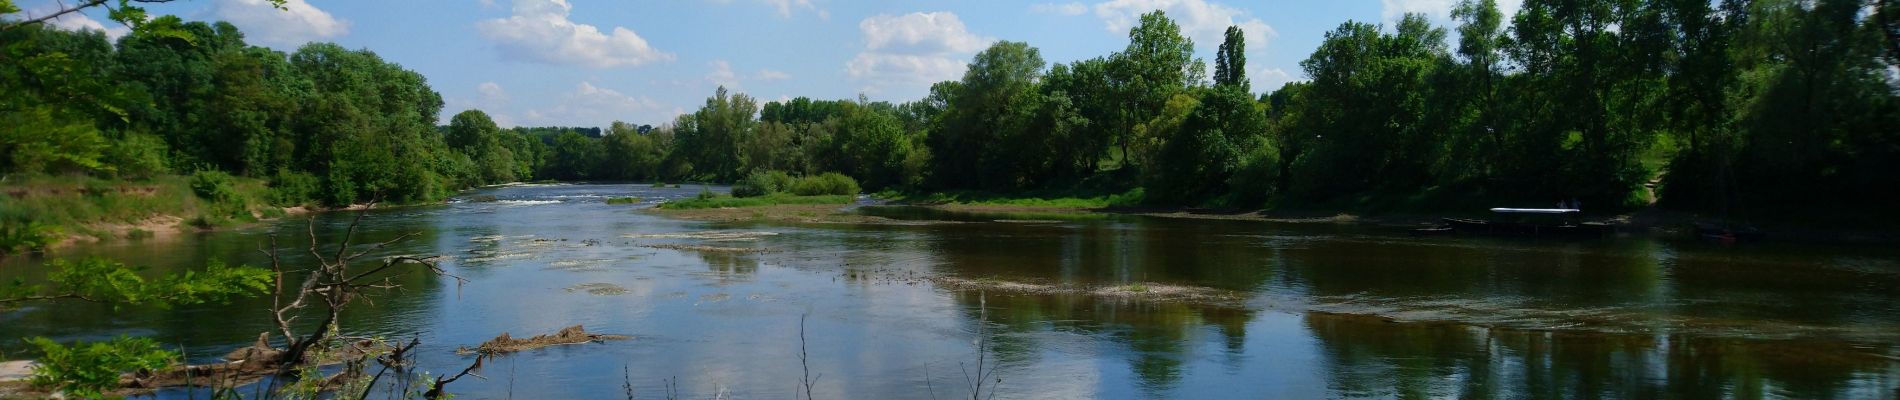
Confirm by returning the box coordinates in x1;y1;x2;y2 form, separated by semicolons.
655;193;854;210
604;197;642;205
0;174;276;243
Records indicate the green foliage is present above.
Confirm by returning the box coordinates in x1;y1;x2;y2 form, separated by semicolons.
0;107;109;175
733;170;795;198
0;210;61;255
101;132;172;179
188;169;241;205
1;257;272;307
266;169;320;207
790;173;860;196
673;87;759;182
26;335;176;399
604;197;642;205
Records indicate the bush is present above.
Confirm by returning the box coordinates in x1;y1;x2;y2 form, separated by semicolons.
27;336;176;399
733;170;796;198
696;187;719;200
267;170;320;207
791;173;860;196
0;211;61;255
605;197;642;205
188;170;241;205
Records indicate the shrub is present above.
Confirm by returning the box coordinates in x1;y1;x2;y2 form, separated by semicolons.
188;170;241;205
791;173;860;196
267;170;320;207
27;336;176;399
0;211;61;255
734;171;797;198
605;197;642;205
696;187;718;200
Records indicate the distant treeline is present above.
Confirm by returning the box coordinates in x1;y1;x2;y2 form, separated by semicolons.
6;0;1898;218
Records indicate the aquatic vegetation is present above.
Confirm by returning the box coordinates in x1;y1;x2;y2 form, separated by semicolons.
456;325;628;355
565;283;629;295
605;197;643;205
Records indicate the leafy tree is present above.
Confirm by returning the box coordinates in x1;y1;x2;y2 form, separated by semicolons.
1108;11;1204;168
673;86;758;181
929;41;1045;190
448;109;521;184
602;121;663;180
1149;86;1268;205
1214;26;1249;91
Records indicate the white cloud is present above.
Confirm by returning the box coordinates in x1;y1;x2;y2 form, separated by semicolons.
704;61;793;89
764;0;819;18
1092;0;1276;53
706;60;741;88
706;0;826;19
441;82;516;127
756;69;791;81
477;0;674;68
211;0;349;48
36;8;129;41
1031;2;1090;16
846;12;993;93
478;82;509;103
522;81;666;127
1380;0;1523;26
1255;67;1302;89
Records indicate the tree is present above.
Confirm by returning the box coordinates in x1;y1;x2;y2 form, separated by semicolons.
1289;16;1448;200
544;131;602;180
1108;11;1204;169
1214;25;1249;91
1148;86;1267;205
602;121;662;180
929;41;1046;190
673;86;758;181
448;109;520;184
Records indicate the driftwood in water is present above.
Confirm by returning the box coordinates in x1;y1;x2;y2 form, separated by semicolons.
457;325;628;355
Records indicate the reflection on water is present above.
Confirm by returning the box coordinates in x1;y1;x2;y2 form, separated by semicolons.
2;183;1896;398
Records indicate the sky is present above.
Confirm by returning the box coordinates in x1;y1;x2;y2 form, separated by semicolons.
20;0;1523;129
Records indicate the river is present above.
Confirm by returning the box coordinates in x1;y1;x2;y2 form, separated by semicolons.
3;183;1897;399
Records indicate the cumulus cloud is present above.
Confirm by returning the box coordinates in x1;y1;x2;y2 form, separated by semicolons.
36;8;129;41
211;0;349;48
522;81;666;127
478;0;674;68
1031;2;1090;16
846;12;993;93
1092;0;1276;53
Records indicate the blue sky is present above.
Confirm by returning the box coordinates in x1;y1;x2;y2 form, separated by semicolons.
22;0;1522;128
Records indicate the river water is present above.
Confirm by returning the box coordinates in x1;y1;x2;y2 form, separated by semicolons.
3;183;1897;399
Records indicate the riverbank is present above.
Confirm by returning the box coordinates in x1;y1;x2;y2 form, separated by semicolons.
1;175;408;254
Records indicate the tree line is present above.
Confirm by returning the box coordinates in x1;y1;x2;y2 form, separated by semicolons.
6;0;1897;218
525;0;1898;217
